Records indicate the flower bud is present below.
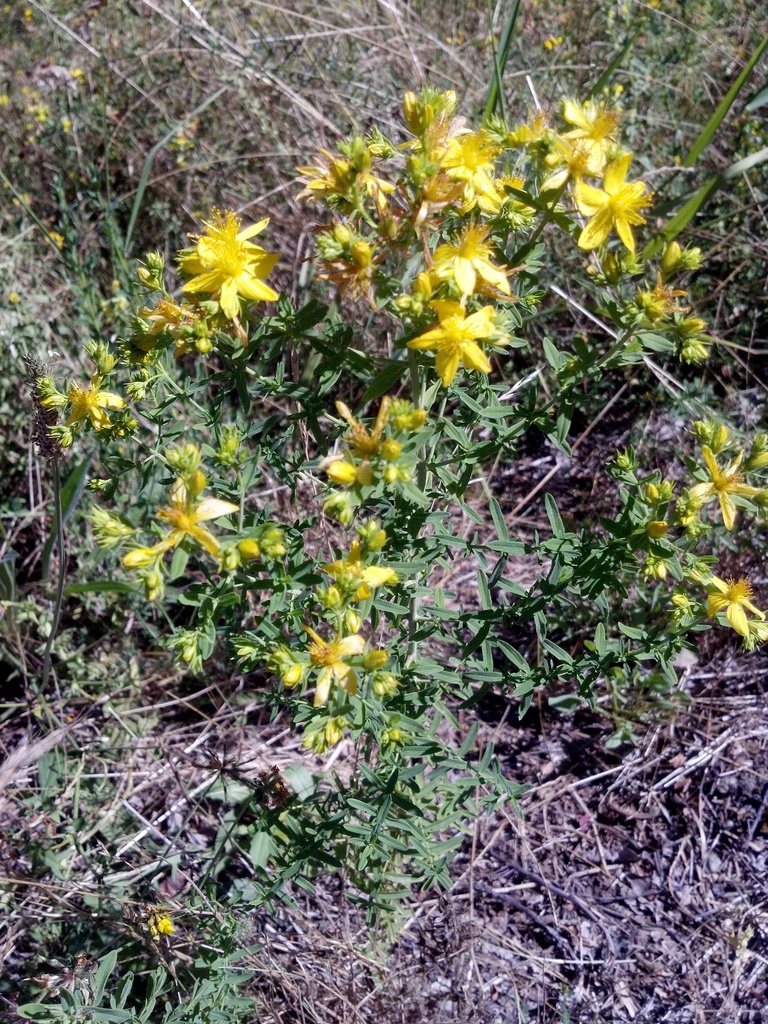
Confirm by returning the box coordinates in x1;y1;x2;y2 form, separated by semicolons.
326;460;357;486
344;609;361;634
319;585;342;609
123;547;157;569
660;240;681;278
363;649;389;671
144;568;164;602
238;539;262;562
645;483;660;503
380;439;402;462
259;525;286;558
187;469;207;498
646;520;669;539
352;240;372;268
219;545;240;571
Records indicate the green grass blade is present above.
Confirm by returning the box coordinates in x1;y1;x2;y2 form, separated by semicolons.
746;82;768;112
124;85;229;254
643;145;768;258
587;33;637;99
682;34;768;167
483;0;522;123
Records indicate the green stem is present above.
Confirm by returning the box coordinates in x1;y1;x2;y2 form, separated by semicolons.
526;180;569;249
406;349;427;663
41;459;66;691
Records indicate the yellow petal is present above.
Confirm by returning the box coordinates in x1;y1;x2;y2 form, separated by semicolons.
314;667;332;707
718;492;736;531
219;278;240;319
193;498;239;522
578;207;613;250
454;258;477;295
725;602;749;637
95;391;126;411
236;217;269;241
336;634;366;657
235;274;278;303
574;182;608;216
360;567;398;587
189;524;221;556
614;215;635;252
435;348;461;387
603;152;633;193
460;339;492;375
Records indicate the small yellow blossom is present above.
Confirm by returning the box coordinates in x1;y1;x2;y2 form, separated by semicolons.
322;540;398;601
561;99;619;166
23;7;32;21
440;131;500;207
689;446;761;531
432;223;511;296
544;36;563;50
8;291;20;304
540;135;603;192
148;911;174;939
122;477;238;567
574;153;651;252
304;626;365;706
0;95;9;107
63;377;125;431
705;576;765;638
179;209;278;319
407;300;502;387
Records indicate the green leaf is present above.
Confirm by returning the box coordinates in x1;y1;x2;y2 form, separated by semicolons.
361;361;408;404
42;456;92;581
483;0;522;121
124;85;229;253
544;493;565;538
16;1005;64;1021
587;33;637;98
642;144;768;258
488;496;508;541
682;34;768;167
746;82;768;112
594;622;607;656
92;950;118;1005
0;550;17;602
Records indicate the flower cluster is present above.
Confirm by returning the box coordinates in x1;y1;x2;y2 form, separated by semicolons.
321;397;428;523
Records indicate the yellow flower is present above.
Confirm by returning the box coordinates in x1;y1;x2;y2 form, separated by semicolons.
544;35;563;50
705;576;765;637
322;540;398;600
540;135;603;192
432;224;511;296
123;478;238;566
304;627;366;706
336;397;391;458
440;131;500;207
179;210;278;319
561;99;619;166
407;300;501;387
689;446;761;531
64;377;125;430
574;153;651;251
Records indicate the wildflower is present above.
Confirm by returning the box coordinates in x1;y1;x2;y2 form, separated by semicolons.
8;292;19;304
688;445;761;531
122;477;238;567
148;912;174;940
303;715;349;753
704;576;765;638
50;231;65;249
544;35;563;49
322;540;398;600
338;397;390;458
744;619;768;650
60;376;125;431
574;153;652;252
179;209;278;319
561;99;619;166
407;300;503;387
540;136;603;192
440;131;500;207
304;627;365;706
431;224;511;296
506;111;551;149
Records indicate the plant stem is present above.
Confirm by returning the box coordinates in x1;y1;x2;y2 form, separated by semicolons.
41;459;66;691
406;349;426;662
526;180;569;249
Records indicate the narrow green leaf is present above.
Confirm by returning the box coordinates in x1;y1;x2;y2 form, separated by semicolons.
361;360;408;403
544;493;565;538
483;0;522;121
587;33;637;99
92;950;118;1005
746;82;768;111
488;496;509;541
41;456;91;580
643;145;768;258
683;35;768;167
594;622;606;656
124;85;229;253
0;551;17;602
